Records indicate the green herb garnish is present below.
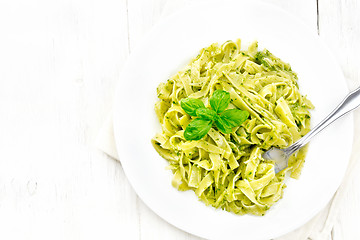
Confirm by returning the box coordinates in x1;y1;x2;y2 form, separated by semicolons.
180;90;249;141
180;98;205;116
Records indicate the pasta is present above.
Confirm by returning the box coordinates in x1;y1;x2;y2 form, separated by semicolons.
152;39;314;216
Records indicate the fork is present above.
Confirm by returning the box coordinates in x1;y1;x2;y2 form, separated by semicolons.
263;87;360;173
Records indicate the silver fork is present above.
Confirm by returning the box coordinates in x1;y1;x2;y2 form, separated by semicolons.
263;87;360;173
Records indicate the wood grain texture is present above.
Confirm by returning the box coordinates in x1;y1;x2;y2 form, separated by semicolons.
0;0;139;239
318;0;360;239
0;0;358;239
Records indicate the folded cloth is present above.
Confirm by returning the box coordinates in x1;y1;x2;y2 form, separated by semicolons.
96;1;358;239
96;113;119;160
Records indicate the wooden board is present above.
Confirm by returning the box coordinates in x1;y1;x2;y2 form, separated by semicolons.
0;0;359;239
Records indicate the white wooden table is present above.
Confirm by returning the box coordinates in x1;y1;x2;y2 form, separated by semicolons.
0;0;359;239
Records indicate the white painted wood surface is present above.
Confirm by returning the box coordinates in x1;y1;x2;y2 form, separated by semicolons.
0;0;358;239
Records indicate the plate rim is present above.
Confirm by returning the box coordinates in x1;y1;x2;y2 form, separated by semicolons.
113;1;353;239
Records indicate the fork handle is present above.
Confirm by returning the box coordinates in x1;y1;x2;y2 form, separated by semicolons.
285;87;360;156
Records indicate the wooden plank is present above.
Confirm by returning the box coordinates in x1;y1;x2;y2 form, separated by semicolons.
0;0;138;239
318;0;360;88
127;0;169;52
318;0;360;239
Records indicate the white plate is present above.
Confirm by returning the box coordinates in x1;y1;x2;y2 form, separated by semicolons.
113;1;353;239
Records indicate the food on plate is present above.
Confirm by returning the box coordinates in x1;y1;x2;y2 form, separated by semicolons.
152;39;314;215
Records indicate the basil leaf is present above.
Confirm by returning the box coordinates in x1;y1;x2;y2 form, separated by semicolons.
210;90;230;113
220;109;249;128
195;108;217;121
215;117;232;134
184;119;212;141
180;98;205;116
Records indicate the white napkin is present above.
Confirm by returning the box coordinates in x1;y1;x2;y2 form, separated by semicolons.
96;1;359;239
96;113;119;160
